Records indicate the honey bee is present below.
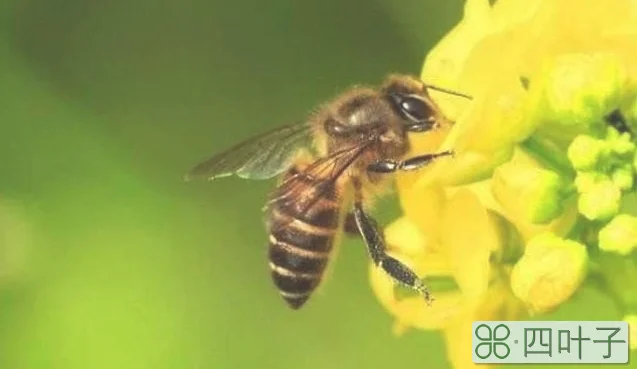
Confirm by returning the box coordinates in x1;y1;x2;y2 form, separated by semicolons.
186;75;470;309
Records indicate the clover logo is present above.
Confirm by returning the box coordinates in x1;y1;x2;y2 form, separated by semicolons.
475;323;511;359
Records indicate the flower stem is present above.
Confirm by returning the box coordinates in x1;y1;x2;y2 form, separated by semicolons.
520;135;576;178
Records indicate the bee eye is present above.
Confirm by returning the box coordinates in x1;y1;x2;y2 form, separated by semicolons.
400;97;430;122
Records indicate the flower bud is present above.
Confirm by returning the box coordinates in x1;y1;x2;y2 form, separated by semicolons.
574;172;608;193
577;178;621;221
606;129;635;157
538;53;629;132
510;233;588;314
598;214;637;256
567;134;605;171
492;164;566;225
611;164;634;191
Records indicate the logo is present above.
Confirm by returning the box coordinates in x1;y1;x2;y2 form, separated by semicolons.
472;321;629;364
474;323;511;359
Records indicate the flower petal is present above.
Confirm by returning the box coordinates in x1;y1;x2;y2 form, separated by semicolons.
395;184;447;249
369;261;464;332
442;280;524;369
440;188;501;300
371;217;464;331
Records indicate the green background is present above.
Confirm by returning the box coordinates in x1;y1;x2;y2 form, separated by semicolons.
0;0;633;368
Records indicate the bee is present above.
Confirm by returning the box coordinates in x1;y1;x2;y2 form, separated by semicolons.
186;75;470;309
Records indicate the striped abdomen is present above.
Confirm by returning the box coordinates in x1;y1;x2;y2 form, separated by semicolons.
266;166;342;309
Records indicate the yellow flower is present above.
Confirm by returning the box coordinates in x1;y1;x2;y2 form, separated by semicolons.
492;155;567;225
577;177;622;221
370;212;525;368
533;53;635;140
368;1;637;368
370;216;464;332
442;279;524;369
420;0;637;178
598;214;637;255
510;232;588;314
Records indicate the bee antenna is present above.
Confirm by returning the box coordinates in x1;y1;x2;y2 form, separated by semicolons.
423;84;473;100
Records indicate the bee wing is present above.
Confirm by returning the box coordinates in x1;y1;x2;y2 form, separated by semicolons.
267;141;374;215
185;122;313;181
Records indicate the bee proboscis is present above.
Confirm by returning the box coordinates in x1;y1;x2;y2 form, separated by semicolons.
186;75;470;309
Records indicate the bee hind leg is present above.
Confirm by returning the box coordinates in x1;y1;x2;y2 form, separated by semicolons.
351;200;433;305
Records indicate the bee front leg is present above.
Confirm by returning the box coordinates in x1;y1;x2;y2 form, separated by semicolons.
351;200;433;305
367;150;453;173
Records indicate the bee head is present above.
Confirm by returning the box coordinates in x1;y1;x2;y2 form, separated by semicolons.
381;74;462;132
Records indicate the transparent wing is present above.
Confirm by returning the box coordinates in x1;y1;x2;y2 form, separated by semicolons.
266;141;374;216
185;122;313;181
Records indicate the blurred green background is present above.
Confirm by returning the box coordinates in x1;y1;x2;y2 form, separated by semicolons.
0;0;632;368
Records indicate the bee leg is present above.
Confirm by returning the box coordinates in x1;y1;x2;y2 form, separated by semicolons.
367;150;453;173
351;199;433;305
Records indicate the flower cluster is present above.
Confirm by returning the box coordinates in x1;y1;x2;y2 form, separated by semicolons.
369;0;637;367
